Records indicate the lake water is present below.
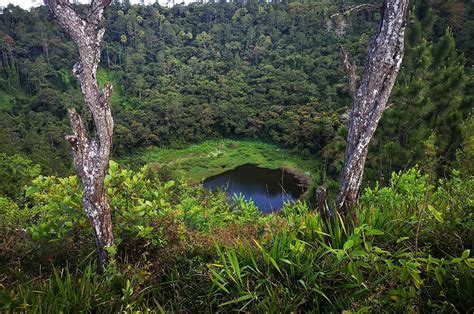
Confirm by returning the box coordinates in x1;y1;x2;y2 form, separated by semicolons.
202;164;307;213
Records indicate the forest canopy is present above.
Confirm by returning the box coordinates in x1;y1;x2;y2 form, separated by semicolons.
0;0;471;182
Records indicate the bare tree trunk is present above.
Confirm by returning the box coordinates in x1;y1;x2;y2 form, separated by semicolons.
44;0;114;273
335;0;409;219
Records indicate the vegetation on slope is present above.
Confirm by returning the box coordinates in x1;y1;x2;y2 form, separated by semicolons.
0;0;471;181
0;0;473;312
0;163;472;312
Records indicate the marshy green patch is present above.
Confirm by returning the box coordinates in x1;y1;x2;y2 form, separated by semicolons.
122;139;322;185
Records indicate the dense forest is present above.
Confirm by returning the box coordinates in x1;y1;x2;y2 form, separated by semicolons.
1;0;472;179
0;0;473;312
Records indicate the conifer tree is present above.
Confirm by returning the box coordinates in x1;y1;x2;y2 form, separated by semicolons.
370;0;467;178
427;29;466;164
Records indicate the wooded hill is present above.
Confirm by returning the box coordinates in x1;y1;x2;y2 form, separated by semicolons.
1;1;473;312
0;0;472;180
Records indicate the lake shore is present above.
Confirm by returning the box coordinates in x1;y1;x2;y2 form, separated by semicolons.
121;139;322;185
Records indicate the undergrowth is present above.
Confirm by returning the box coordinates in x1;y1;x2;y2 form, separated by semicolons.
0;165;472;312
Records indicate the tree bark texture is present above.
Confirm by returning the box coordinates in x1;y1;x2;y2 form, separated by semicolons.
336;0;409;218
44;0;114;272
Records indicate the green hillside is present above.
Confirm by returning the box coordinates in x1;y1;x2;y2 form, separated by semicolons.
0;0;473;312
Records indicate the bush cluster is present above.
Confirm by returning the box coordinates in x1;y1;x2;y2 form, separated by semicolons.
0;164;472;312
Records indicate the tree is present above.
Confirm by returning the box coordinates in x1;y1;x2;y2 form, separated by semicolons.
368;1;467;180
44;0;115;273
427;29;466;162
0;153;41;200
335;0;409;219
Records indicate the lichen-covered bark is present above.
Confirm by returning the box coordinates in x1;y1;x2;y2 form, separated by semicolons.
336;0;409;218
44;0;114;272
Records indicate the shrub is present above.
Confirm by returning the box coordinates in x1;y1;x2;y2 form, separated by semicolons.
1;166;472;312
0;153;41;200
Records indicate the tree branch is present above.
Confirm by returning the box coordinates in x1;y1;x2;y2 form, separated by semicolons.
45;0;114;275
45;0;113;151
87;0;111;25
67;107;89;145
101;82;113;107
336;0;409;216
331;4;379;19
339;45;358;99
43;0;86;45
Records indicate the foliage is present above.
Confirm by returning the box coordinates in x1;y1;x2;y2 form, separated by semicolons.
19;161;259;250
0;196;19;225
369;0;470;180
0;265;160;312
0;1;473;312
0;2;353;176
0;1;472;181
1;166;473;312
0;153;40;199
456;115;474;175
209;169;474;312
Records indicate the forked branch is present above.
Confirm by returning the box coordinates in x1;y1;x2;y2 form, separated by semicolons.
44;0;114;273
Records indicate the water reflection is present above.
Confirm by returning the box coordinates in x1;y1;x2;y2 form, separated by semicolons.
203;164;307;213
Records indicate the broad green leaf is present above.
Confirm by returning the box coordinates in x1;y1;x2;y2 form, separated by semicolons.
427;205;444;223
396;237;410;243
343;239;354;251
336;250;345;261
165;180;175;188
219;294;254;307
465;258;474;269
25;186;39;196
366;228;384;236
